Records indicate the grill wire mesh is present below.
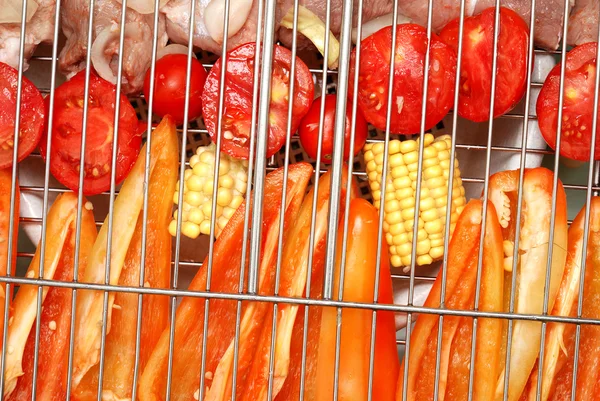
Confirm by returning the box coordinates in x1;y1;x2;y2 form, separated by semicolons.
2;0;600;400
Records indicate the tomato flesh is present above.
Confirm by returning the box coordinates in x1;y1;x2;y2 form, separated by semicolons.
143;54;208;125
439;7;531;122
202;43;314;159
40;70;142;195
348;24;457;135
298;94;368;163
537;42;600;161
0;62;45;168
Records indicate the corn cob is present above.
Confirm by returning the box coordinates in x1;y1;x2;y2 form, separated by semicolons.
363;134;466;270
169;143;248;239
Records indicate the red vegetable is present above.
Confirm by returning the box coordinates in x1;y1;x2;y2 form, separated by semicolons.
537;42;600;161
202;43;314;160
0;62;45;168
40;70;142;196
143;54;208;125
440;7;531;122
348;24;457;134
298;95;368;163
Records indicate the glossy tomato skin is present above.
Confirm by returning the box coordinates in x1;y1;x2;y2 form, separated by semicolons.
202;43;314;159
0;62;45;168
348;24;456;135
298;94;368;163
143;54;207;125
537;43;600;161
439;7;531;122
40;70;142;195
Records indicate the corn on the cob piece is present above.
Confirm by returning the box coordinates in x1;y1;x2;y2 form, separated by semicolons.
363;134;466;271
169;143;248;239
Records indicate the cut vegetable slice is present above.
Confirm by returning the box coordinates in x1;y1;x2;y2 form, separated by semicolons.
70;115;177;388
4;193;96;397
138;162;313;401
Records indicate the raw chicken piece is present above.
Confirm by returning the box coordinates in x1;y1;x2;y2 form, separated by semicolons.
567;0;598;46
0;0;56;70
59;0;168;94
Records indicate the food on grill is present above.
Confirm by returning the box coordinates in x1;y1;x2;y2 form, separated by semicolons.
59;0;168;95
39;70;142;196
488;168;568;401
0;0;55;70
521;198;600;401
142;53;208;125
0;62;44;169
241;168;359;401
169;143;249;239
363;134;467;270
568;0;599;47
537;42;600;162
348;24;457;135
139;162;313;401
439;7;531;122
397;198;504;401
202;43;314;160
70;115;177;388
298;94;368;164
72;115;177;401
4;192;96;398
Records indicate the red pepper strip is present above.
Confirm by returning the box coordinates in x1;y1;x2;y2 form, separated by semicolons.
238;168;359;401
521;198;599;401
545;198;600;401
488;168;568;401
397;199;504;401
72;110;178;401
138;162;313;401
0;169;18;351
314;198;399;401
5;193;97;399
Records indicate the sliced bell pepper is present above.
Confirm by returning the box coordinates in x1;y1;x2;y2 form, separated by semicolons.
138;162;313;401
4;192;97;398
72;110;178;401
488;168;568;401
396;199;504;401
0;168;19;354
71;115;177;388
238;167;359;401
539;198;600;401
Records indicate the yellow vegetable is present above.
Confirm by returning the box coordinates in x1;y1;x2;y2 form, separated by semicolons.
169;143;248;239
363;134;466;271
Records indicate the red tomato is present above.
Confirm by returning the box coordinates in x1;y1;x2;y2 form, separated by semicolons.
202;43;314;159
0;62;45;168
348;24;456;135
439;7;531;122
40;70;142;195
537;42;600;161
143;54;208;125
298;94;368;163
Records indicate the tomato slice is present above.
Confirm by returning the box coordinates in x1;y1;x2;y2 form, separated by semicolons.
348;24;457;135
202;42;314;159
537;42;600;161
439;7;531;122
0;62;45;168
40;70;142;195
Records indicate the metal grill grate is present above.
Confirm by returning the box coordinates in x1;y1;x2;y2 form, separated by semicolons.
2;0;600;400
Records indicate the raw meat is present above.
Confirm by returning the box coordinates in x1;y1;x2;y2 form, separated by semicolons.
567;0;598;46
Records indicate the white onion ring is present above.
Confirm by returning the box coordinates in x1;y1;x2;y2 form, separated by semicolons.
351;13;413;44
113;0;168;15
157;44;197;60
0;0;39;24
91;23;139;85
204;0;253;44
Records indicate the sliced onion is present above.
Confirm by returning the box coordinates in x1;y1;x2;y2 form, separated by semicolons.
0;0;39;24
91;23;139;85
351;13;412;44
113;0;168;14
204;0;253;44
157;44;197;60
